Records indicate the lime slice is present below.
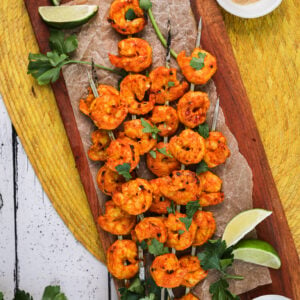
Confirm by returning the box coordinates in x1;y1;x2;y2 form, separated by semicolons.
51;0;61;6
233;239;281;269
38;5;98;29
222;209;272;247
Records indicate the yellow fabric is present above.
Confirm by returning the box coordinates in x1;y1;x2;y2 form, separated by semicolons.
0;0;299;264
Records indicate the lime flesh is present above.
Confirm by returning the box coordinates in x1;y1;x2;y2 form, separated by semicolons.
38;5;98;29
233;239;281;269
222;209;272;247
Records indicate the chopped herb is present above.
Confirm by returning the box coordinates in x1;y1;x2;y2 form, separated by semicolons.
186;200;201;218
148;239;169;256
42;286;67;300
167;200;175;214
168;81;175;87
179;217;193;231
190;52;207;71
140;293;155;300
196;160;209;174
138;240;148;250
119;277;144;300
149;150;157;159
13;290;33;300
210;278;240;300
115;163;132;181
197;122;210;138
178;229;185;235
141;118;160;139
125;8;137;21
139;0;152;10
157;147;173;158
145;276;161;300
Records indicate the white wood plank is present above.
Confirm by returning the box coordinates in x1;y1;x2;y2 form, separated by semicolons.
15;139;110;299
0;96;15;300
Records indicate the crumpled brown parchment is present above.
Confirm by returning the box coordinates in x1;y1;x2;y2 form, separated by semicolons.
62;0;271;297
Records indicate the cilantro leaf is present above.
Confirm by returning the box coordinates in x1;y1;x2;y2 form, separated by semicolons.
13;290;33;300
42;286;67;300
148;239;169;256
197;122;210;139
128;278;145;295
0;292;3;300
125;8;137;20
138;240;148;250
186;200;201;218
140;293;155;300
196;160;209;174
141;118;160;139
178;229;185;235
63;35;78;54
149;150;157;159
49;30;78;55
157;147;173;158
210;278;240;300
179;217;193;230
119;288;140;300
119;278;144;300
190;52;207;70
168;81;175;87
167;200;175;214
145;275;161;299
115;163;132;181
139;0;152;10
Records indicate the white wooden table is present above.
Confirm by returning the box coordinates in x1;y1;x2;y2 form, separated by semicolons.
0;96;118;300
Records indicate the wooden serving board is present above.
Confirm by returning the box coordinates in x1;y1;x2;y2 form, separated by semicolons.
24;0;300;299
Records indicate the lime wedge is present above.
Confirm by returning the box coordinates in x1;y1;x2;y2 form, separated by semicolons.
51;0;61;6
38;5;98;29
222;209;272;247
233;239;281;269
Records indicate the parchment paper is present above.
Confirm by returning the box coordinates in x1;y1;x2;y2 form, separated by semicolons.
62;0;271;297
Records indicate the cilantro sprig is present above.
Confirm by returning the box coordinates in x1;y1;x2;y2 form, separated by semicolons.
198;239;243;300
141;118;160;139
28;30;124;85
148;239;169;256
196;160;209;174
157;147;173;158
115;163;132;181
179;200;201;230
190;52;207;70
197;122;210;138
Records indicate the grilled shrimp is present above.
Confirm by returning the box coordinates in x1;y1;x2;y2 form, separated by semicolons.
106;137;140;172
177;91;210;128
169;129;206;165
87;129;111;161
149;178;172;214
192;211;216;246
97;165;125;196
179;255;208;287
149;106;179;137
203;132;230;168
132;217;167;243
176;293;200;300
98;201;136;235
109;38;152;73
146;142;180;177
164;212;197;251
120;74;155;115
160;170;202;205
108;0;146;35
198;171;224;206
107;239;139;279
119;119;156;154
177;48;217;85
150;253;187;288
79;85;128;130
149;66;189;104
112;178;152;215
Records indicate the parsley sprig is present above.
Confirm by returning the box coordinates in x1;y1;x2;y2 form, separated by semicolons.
190;52;207;70
179;200;201;230
28;30;124;85
115;163;132;181
141;118;160;139
198;239;243;300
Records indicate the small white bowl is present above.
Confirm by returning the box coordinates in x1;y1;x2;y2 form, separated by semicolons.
216;0;282;18
252;295;291;300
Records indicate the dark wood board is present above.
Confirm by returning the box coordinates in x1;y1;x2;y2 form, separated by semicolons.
24;0;300;299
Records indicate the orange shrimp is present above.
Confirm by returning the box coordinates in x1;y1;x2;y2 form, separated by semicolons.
96;165;125;196
107;239;139;279
177;91;210;128
120;74;155;115
132;217;167;243
119;119;156;154
146;142;181;177
179;255;208;287
149;66;189;104
106;137;140;172
108;0;146;35
177;48;217;85
164;212;197;251
79;85;128;130
149;178;172;215
169;129;206;165
149;106;179;137
192;211;216;246
109;38;152;73
198;171;224;206
176;293;200;300
98;201;136;235
203;132;230;168
112;178;152;215
159;170;202;205
150;253;187;288
87;129;111;161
